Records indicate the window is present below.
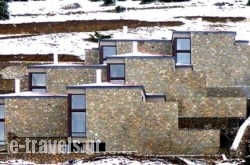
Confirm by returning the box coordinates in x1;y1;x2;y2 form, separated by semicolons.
174;38;191;66
29;73;46;93
100;46;117;63
0;104;5;145
108;64;125;84
69;94;86;137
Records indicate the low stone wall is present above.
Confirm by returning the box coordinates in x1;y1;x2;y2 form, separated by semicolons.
179;97;246;117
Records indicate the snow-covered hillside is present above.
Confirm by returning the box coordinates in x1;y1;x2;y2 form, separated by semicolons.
0;0;249;57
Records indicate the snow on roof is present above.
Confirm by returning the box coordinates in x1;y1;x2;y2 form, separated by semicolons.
0;91;66;98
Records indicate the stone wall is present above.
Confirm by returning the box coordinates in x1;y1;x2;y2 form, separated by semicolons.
117;41;133;54
5;97;68;137
46;67;107;94
86;88;178;155
137;41;172;55
0;65;27;79
125;57;174;93
117;40;172;55
179;97;246;117
171;130;220;155
85;49;99;65
207;87;250;97
192;33;250;87
165;71;207;101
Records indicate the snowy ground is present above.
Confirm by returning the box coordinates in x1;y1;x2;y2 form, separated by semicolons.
0;0;250;57
0;156;245;165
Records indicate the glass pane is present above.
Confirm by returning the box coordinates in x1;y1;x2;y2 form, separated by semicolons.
110;80;125;84
72;112;86;137
0;105;4;119
32;73;46;86
103;47;116;58
71;95;86;109
176;53;191;65
32;88;46;93
110;64;125;78
177;39;190;50
0;122;4;143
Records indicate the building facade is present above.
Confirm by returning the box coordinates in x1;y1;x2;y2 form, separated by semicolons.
0;30;249;162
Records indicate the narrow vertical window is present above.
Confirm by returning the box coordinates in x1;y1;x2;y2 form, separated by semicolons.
69;94;86;137
0;104;5;145
174;38;191;66
29;73;46;93
107;64;125;84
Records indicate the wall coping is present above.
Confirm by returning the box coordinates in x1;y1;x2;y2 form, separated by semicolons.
28;64;106;69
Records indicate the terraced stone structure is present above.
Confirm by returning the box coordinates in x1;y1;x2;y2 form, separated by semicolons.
0;30;249;162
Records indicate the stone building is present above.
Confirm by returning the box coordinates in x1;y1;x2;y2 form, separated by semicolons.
0;30;249;162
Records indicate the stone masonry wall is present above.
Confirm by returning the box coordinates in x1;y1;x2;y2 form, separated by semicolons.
5;97;68;137
117;41;133;55
46;67;107;94
179;97;246;117
171;130;220;155
165;71;207;101
137;41;172;55
85;49;99;65
125;58;175;93
86;88;178;155
192;33;250;87
117;41;172;55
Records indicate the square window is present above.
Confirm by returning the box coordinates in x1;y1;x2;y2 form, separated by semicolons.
71;95;86;109
103;46;117;59
177;39;190;50
108;64;125;83
30;73;46;92
32;73;46;86
110;64;125;78
176;53;191;65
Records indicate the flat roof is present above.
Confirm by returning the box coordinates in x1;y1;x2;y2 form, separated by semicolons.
67;82;145;90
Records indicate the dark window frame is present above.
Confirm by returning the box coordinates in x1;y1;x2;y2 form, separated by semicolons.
68;94;86;138
99;45;117;64
107;63;125;84
0;104;5;146
173;38;191;66
29;72;47;92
